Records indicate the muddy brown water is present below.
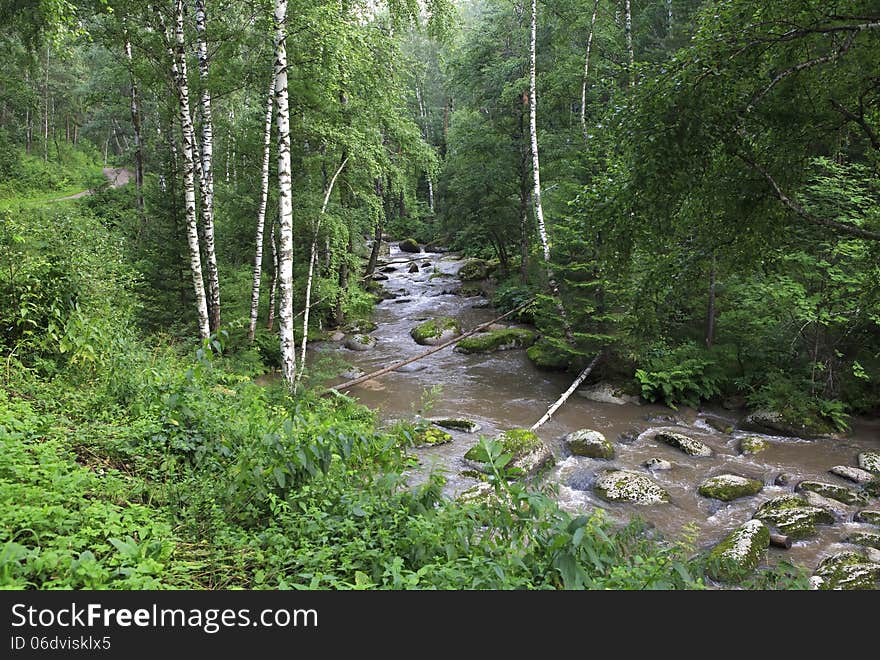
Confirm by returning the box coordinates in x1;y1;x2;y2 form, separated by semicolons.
302;244;880;577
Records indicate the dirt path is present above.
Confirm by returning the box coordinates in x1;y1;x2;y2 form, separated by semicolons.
52;167;134;202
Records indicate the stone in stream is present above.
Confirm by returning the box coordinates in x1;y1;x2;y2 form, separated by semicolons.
738;436;769;455
644;457;673;471
563;429;614;459
344;334;376;351
329;331;346;342
431;419;481;433
702;416;734;434
843;531;880;550
654;431;713;457
345;319;378;334
410;317;462;346
741;409;836;439
810;552;880;590
411;426;453;447
593;469;670;505
858;451;880;475
371;272;389;281
463;429;554;479
800;490;851;520
828;465;875;484
454;328;536;354
576;382;640;406
380;265;397;273
408;263;419;273
420;261;432;269
795;480;868;506
398;238;421;253
457;259;488;281
395;363;427;373
775;472;795;487
855;510;880;526
698;474;764;502
752;494;836;540
456;284;484;297
706;520;770;583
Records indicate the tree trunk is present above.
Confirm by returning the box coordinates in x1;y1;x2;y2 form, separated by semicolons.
416;85;435;213
529;0;573;342
25;69;32;155
195;0;221;333
167;0;211;339
274;0;297;387
124;29;145;212
247;75;276;343
580;0;600;140
43;45;49;162
706;252;716;349
624;0;634;87
267;218;279;331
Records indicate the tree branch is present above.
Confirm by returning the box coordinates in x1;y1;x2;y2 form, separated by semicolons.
830;98;880;151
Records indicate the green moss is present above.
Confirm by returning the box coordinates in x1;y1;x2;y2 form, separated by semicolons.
412;426;453;447
655;431;713;457
399;238;420;253
698;475;763;502
458;259;488;281
457;284;484;297
752;494;835;539
463;429;553;478
812;552;880;590
855;510;880;526
410;317;461;345
739;436;769;455
593;469;670;504
432;419;480;433
564;429;614;459
706;520;770;583
526;339;570;370
843;531;880;550
795;480;868;505
455;328;536;354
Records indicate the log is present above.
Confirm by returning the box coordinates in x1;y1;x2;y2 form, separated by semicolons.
324;298;536;395
769;532;792;550
529;353;602;431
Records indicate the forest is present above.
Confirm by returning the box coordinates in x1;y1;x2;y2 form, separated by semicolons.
1;0;879;591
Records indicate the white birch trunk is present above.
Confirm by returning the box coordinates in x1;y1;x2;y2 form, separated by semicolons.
247;75;276;343
274;0;296;387
124;30;145;211
169;0;211;339
580;0;600;141
195;0;221;332
416;86;435;213
624;0;634;87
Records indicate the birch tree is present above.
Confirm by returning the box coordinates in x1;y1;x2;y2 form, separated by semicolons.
624;0;634;86
123;24;144;212
580;0;600;141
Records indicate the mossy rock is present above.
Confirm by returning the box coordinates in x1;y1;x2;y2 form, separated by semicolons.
655;431;713;457
698;474;763;502
801;490;850;519
739;436;769;455
829;465;875;484
810;552;880;590
432;418;481;433
741;410;836;439
702;416;734;434
410;317;461;346
412;426;453;447
454;328;536;354
526;339;570;370
344;334;376;351
399;238;421;253
458;259;488;281
855;510;880;526
577;382;639;405
863;479;880;498
706;520;770;583
456;284;484;297
844;531;880;550
752;494;835;539
344;319;378;334
564;429;614;459
463;428;554;479
858;452;880;475
644;457;673;471
593;469;670;505
795;480;868;506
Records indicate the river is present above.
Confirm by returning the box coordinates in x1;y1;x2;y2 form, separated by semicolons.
314;242;880;579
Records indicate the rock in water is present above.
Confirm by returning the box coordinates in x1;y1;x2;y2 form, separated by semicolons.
593;469;670;505
412;426;453;447
344;334;376;351
828;465;875;484
795;480;868;506
329;331;346;342
706;520;770;583
752;494;835;539
654;431;713;457
855;510;880;526
457;259;488;281
431;419;481;433
463;429;554;479
702;416;734;434
576;383;640;405
410;317;461;346
408;263;419;273
398;238;421;253
564;429;614;459
810;552;880;590
800;490;850;520
454;328;536;354
698;474;764;502
741;409;835;439
738;436;769;455
843;531;880;550
858;452;880;475
644;457;673;471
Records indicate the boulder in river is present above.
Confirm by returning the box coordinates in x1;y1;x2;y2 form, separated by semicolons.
454;328;536;354
399;238;421;253
858;451;880;475
408;263;420;274
855;510;880;526
738;436;769;455
795;480;868;506
644;457;673;471
457;259;488;281
752;494;835;539
702;416;734;434
371;272;389;281
843;531;880;550
564;429;614;459
800;490;850;520
412;426;453;447
740;409;836;439
344;334;376;351
329;331;346;342
526;339;571;371
380;265;397;273
410;317;462;346
828;465;875;484
706;520;770;583
593;469;670;505
698;474;763;502
810;552;880;590
345;319;378;334
654;431;713;457
395;363;427;373
576;382;640;405
432;418;481;433
456;284;485;297
463;428;554;479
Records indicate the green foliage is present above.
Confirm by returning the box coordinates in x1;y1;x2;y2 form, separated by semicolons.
635;342;723;409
